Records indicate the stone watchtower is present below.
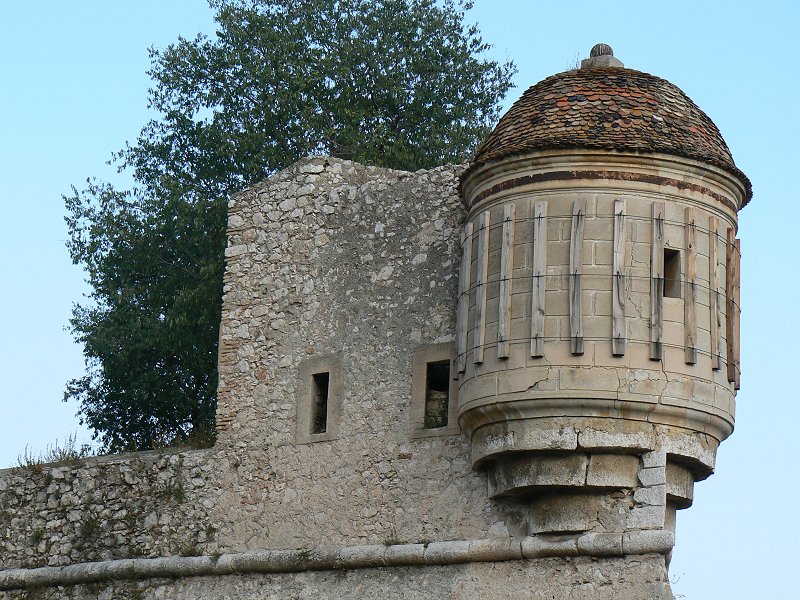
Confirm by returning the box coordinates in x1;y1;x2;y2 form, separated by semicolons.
458;43;749;542
204;43;751;597
0;44;749;600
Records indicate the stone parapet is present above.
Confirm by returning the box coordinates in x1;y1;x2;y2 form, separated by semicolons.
0;450;213;571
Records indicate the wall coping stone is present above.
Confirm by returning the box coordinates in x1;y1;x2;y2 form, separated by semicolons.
0;447;214;476
0;532;674;591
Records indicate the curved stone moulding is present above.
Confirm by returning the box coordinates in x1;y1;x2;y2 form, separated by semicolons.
467;414;721;476
461;151;748;218
0;532;675;591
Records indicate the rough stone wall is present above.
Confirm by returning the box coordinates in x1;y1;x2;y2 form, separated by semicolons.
0;158;531;574
0;555;672;600
0;450;213;570
209;157;525;551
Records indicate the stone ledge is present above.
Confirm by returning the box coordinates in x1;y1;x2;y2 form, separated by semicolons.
0;532;674;591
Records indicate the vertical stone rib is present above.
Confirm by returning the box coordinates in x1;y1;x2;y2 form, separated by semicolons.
650;201;665;360
734;238;741;389
530;200;548;358
497;204;515;359
684;207;697;364
612;199;626;356
569;199;585;355
726;229;741;388
708;217;721;370
455;221;473;375
473;211;490;364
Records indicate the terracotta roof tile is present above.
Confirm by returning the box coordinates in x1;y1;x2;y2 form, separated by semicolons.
466;67;751;203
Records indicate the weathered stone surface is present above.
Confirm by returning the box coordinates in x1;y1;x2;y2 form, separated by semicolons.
585;454;640;488
638;466;666;487
665;463;695;507
576;533;623;556
627;505;666;530
488;454;588;497
633;484;666;507
622;530;674;556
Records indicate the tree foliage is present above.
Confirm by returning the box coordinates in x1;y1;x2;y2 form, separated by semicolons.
65;0;515;452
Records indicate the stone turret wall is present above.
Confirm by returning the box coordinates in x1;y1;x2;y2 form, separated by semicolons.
458;151;742;461
454;152;744;529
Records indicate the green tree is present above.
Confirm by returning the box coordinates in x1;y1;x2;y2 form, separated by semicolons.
65;0;515;452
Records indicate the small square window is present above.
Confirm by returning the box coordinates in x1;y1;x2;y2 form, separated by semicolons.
311;372;330;434
424;361;450;429
411;343;459;439
296;354;342;444
664;249;681;298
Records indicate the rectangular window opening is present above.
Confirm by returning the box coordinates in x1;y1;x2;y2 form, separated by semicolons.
311;372;329;434
424;361;450;429
664;248;681;298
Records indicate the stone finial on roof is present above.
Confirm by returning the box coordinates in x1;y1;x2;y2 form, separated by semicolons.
581;43;624;69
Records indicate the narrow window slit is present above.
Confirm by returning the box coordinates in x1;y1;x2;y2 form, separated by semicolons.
664;248;681;298
424;360;450;429
311;372;330;434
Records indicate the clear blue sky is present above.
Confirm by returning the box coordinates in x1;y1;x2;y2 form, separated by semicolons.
1;1;796;598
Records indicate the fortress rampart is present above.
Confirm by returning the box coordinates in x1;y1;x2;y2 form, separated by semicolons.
1;158;676;598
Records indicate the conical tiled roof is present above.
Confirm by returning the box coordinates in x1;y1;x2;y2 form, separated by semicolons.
466;66;751;202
